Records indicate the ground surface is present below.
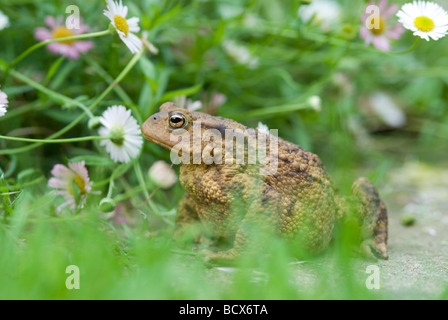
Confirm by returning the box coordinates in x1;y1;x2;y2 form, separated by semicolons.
375;161;448;299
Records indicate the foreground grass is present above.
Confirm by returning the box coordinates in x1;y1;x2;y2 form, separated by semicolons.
0;183;390;300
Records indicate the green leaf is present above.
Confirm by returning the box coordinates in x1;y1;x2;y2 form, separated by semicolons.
45;56;65;85
69;155;115;167
71;179;82;207
139;82;153;117
139;56;156;80
0;59;8;69
49;60;77;90
42;110;79;123
153;68;171;106
151;5;181;28
159;83;203;103
2;85;33;96
17;168;40;182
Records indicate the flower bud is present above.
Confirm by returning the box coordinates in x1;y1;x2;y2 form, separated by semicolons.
148;160;177;189
99;197;116;213
88;117;102;130
308;96;322;112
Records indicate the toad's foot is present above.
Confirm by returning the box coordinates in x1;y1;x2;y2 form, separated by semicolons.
353;177;389;260
198;248;240;266
360;239;388;260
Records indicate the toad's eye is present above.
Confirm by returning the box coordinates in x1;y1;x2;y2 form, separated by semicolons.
168;113;187;129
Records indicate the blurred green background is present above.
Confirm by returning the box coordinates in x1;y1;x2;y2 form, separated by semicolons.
0;0;447;299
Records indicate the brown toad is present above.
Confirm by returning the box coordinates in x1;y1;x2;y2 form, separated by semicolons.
142;102;388;263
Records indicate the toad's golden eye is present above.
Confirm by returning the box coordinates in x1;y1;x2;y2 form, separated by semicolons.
168;112;187;129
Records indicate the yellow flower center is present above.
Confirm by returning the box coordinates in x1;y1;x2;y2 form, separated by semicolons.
414;16;435;32
68;175;86;196
52;26;75;45
370;17;385;35
114;15;129;36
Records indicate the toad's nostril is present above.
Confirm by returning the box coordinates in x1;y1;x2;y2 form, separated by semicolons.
153;116;157;120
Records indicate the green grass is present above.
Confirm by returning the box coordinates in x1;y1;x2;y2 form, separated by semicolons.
0;187;387;299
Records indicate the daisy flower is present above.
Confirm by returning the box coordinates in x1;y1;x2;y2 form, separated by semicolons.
222;40;259;69
99;105;143;163
173;95;202;112
368;92;406;128
103;0;143;54
202;91;227;114
0;88;8;117
397;0;448;41
256;122;269;134
0;10;9;30
360;0;404;51
34;16;94;59
298;0;342;31
48;161;93;212
148;160;177;189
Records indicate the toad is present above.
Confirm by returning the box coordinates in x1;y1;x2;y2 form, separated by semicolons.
141;102;388;263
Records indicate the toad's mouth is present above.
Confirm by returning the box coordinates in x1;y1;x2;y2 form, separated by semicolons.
143;134;170;149
142;132;182;152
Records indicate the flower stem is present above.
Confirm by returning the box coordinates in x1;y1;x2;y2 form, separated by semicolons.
0;135;110;144
133;161;173;226
235;102;310;119
5;29;111;76
106;163;132;198
388;38;421;55
0;48;145;155
3;68;95;119
88;48;145;111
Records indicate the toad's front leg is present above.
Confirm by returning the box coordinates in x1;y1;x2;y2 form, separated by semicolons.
173;194;203;242
199;201;275;265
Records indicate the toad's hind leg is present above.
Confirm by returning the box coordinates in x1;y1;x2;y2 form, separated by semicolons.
352;177;388;260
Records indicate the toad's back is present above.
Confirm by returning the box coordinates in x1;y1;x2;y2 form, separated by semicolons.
179;133;339;252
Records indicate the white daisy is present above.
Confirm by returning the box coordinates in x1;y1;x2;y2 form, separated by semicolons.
0;106;6;117
298;0;341;31
173;95;202;112
0;10;9;30
256;122;269;134
222;40;259;69
103;0;143;53
0;88;8;117
99;105;143;163
397;0;448;41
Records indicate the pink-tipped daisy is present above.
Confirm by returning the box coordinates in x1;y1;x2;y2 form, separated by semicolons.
0;88;8;117
34;16;94;59
103;0;143;54
48;161;93;212
360;0;404;51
